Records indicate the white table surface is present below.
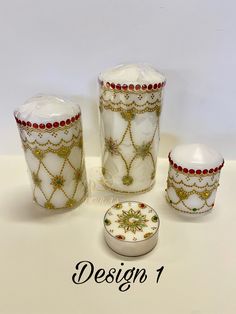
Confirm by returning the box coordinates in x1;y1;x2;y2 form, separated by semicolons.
0;156;235;314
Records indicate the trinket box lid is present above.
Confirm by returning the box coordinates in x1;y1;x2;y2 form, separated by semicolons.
104;201;159;256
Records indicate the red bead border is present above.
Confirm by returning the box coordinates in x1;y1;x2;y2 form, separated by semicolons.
14;113;81;130
168;152;224;175
98;79;166;92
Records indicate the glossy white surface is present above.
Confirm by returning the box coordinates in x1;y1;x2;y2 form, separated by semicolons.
14;95;80;123
99;64;165;84
0;156;235;314
171;143;224;169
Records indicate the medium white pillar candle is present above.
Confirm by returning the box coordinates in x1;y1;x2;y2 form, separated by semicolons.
104;201;160;256
99;64;166;194
14;95;88;209
166;143;224;214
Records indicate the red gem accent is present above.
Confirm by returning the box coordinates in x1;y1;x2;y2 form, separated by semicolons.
116;84;121;90
183;168;188;173
39;123;45;129
154;83;158;89
46;123;52;129
27;121;31;127
22;121;26;126
174;163;177;169
139;203;146;208
75;115;78;120
111;83;115;89
60;121;65;126
18;120;22;124
66;119;71;125
122;84;128;91
53;122;59;128
170;160;173;165
78;113;81;118
214;167;218;172
203;169;208;174
209;168;214;173
129;84;134;90
158;83;162;88
135;84;141;90
106;82;110;88
178;166;182;171
33;123;38;128
196;170;202;175
142;84;147;90
189;169;195;174
71;117;75;122
148;84;152;90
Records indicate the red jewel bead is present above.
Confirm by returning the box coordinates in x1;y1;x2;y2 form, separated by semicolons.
53;122;59;128
139;203;145;208
189;169;195;174
60;121;65;126
78;113;81;118
33;123;38;128
135;84;141;90
203;169;208;174
142;84;147;90
158;83;162;88
178;166;182;171
196;169;202;175
111;83;115;89
148;84;152;90
116;84;121;90
174;163;177;169
66;119;71;125
18;120;22;124
22;121;26;126
71;117;75;122
122;84;128;91
75;115;78;120
154;83;158;89
46;123;52;129
39;123;45;129
214;167;218;172
170;160;173;165
129;84;134;90
183;168;188;173
27;121;31;127
106;82;110;88
209;168;214;173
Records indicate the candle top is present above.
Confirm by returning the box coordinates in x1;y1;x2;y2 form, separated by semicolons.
99;63;165;85
170;143;224;170
104;201;159;243
14;95;80;124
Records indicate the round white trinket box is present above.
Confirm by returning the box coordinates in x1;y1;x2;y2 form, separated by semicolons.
104;201;160;256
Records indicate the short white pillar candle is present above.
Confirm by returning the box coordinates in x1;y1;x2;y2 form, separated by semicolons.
166;143;224;214
104;201;160;256
14;95;88;209
98;64;166;194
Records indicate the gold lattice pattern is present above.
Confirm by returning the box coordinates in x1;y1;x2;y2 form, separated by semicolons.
24;136;87;209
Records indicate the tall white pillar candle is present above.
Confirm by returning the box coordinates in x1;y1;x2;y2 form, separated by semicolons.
99;64;166;194
166;144;224;214
14;95;88;209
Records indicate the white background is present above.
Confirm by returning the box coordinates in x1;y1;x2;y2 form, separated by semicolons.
1;0;235;158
